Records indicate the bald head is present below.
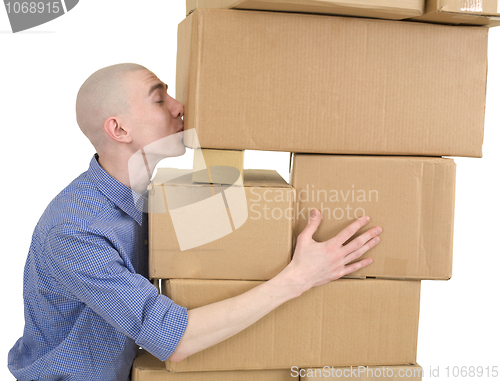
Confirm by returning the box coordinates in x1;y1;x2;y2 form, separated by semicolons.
76;63;149;152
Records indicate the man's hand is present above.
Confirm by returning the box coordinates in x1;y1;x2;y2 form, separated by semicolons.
286;209;381;293
168;209;381;363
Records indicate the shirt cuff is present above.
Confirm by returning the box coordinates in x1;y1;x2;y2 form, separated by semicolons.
135;294;188;361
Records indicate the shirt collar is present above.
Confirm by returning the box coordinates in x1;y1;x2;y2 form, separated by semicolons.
87;153;147;226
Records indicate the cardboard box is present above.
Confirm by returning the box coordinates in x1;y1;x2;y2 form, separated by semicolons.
186;0;425;20
177;9;487;157
162;278;420;372
410;0;500;26
192;148;244;185
291;154;456;280
299;364;423;380
132;350;295;380
148;168;294;280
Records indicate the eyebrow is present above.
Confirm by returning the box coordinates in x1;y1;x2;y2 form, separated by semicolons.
148;82;168;97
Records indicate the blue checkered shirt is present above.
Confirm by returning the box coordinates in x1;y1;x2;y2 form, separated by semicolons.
8;153;188;381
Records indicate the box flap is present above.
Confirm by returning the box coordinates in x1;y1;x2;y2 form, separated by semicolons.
192;148;245;185
152;168;290;188
187;0;424;19
243;169;291;188
132;348;298;379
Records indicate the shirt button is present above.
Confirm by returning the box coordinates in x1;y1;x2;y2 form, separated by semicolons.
144;239;148;246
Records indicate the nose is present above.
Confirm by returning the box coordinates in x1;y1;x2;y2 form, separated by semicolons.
168;95;184;119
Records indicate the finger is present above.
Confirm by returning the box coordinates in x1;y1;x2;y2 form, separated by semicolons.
297;209;322;243
342;226;382;256
343;235;380;265
330;216;370;246
341;257;374;277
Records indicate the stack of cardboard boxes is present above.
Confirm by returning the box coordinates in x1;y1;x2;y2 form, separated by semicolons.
133;0;496;379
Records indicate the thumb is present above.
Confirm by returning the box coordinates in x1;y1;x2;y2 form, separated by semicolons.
299;208;321;240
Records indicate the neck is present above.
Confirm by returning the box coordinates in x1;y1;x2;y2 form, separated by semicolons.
97;149;165;194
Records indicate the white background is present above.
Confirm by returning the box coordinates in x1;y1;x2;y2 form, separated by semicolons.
1;1;499;380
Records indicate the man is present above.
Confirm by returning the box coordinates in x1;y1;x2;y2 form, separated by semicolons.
8;63;382;380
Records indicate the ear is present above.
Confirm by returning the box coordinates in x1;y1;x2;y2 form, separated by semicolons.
103;117;132;144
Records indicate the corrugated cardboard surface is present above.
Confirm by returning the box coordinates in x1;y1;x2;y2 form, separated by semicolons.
291;154;456;280
411;0;500;26
192;148;244;184
162;278;420;372
148;168;294;280
132;350;295;380
300;364;423;380
177;9;487;157
186;0;424;20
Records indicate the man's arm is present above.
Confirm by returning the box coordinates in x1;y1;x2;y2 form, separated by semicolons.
44;223;189;361
168;209;381;362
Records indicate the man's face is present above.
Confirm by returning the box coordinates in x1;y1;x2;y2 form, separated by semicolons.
124;69;186;157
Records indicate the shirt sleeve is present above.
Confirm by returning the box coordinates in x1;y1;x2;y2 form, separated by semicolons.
43;223;188;361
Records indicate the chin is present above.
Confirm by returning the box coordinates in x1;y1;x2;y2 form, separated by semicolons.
143;131;186;159
168;131;187;157
171;141;187;157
